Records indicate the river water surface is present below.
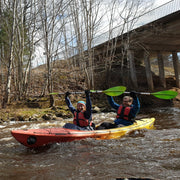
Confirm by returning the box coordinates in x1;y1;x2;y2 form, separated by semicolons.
0;107;180;180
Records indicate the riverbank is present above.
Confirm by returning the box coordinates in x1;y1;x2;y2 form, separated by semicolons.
1;87;180;124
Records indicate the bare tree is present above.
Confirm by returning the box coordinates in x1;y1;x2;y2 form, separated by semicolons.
61;0;154;89
13;0;30;99
1;0;43;105
37;0;68;106
81;0;98;89
24;0;40;96
99;0;154;87
64;0;103;89
2;0;16;107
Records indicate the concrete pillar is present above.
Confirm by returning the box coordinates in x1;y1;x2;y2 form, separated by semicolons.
172;52;180;88
144;51;154;91
157;51;166;88
127;49;138;89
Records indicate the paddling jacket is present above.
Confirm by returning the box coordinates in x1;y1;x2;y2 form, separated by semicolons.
73;111;92;127
107;95;140;123
65;94;93;128
116;105;131;121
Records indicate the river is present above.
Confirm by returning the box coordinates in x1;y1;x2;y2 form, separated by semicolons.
0;107;180;180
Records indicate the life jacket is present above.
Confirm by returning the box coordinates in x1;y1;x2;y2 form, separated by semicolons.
116;105;131;121
73;111;92;127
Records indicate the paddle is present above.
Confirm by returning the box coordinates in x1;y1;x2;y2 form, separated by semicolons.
50;86;126;96
124;90;178;100
91;86;178;99
93;86;177;99
50;86;178;99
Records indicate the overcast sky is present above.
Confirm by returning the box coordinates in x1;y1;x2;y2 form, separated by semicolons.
154;0;172;7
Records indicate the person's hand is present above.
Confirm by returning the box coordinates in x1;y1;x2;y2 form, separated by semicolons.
130;91;137;98
65;91;71;97
85;90;90;96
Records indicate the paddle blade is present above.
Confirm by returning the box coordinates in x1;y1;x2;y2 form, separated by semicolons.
152;90;178;99
103;86;126;96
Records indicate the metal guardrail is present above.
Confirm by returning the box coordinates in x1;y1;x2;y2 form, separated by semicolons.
92;0;180;48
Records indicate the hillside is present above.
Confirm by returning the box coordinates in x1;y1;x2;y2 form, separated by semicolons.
26;59;180;110
31;59;177;93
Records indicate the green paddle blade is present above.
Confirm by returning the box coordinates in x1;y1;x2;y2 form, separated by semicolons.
151;90;178;99
103;86;126;96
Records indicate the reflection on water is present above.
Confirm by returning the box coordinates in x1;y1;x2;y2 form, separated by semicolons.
0;107;180;180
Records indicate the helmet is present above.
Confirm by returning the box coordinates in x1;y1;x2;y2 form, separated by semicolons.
77;101;86;106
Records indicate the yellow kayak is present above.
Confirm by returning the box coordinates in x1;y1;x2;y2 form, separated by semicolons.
95;118;155;140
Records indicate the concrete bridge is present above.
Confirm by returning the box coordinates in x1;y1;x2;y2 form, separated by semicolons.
92;0;180;90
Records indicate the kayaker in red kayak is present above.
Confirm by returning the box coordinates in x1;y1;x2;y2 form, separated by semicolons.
97;91;140;129
63;90;95;130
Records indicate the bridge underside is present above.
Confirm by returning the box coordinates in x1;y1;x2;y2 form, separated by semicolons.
93;10;180;90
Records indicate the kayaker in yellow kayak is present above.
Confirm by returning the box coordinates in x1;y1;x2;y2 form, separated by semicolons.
97;91;140;129
63;90;95;130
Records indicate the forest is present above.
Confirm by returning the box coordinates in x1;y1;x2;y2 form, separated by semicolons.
0;0;160;108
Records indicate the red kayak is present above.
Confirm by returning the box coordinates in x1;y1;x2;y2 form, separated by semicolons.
11;118;155;148
11;128;108;148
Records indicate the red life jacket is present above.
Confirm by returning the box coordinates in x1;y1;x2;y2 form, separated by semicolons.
73;111;92;127
116;105;131;121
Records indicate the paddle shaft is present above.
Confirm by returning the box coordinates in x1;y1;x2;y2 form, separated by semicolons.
57;92;84;95
124;91;178;99
124;92;151;95
50;86;126;96
55;91;162;96
56;90;103;95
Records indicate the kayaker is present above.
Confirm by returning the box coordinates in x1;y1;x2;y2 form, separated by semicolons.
63;90;95;131
97;91;140;129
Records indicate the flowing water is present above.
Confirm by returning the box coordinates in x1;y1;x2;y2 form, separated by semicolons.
0;107;180;180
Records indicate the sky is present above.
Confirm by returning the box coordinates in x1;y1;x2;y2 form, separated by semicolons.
32;0;174;68
154;0;173;7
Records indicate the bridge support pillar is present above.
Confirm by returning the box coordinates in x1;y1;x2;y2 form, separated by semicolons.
172;52;180;88
144;51;154;91
157;51;166;88
127;50;138;89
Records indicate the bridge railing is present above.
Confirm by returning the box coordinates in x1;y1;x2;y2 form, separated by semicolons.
92;0;180;48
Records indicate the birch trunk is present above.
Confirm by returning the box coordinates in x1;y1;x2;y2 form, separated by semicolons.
2;0;16;107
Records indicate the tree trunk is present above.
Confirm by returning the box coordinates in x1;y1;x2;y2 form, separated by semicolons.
128;49;138;89
2;0;16;107
157;51;166;88
144;51;154;91
172;51;180;88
